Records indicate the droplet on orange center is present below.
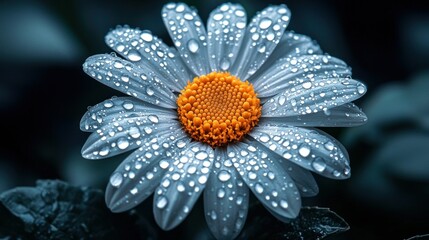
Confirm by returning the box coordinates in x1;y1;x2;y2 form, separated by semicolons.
177;72;261;147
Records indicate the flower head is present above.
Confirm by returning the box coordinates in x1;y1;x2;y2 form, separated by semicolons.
80;2;367;239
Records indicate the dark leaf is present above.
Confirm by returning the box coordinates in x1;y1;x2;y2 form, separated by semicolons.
0;179;156;239
238;205;349;240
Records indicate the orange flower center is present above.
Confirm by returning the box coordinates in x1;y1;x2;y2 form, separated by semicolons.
177;72;261;147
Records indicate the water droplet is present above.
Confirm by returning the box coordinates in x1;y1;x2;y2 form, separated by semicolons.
184;13;194;20
187;39;199;53
220;58;230;70
176;140;186;148
156;196;168;209
283;152;292;159
109;172;123;187
302;82;312;89
259;134;270;143
144;126;152;134
280;200;288;209
128;50;141;61
194;152;207;160
324;141;334;151
235;9;245;17
123;101;134;110
278;95;286;106
177;183;185;192
175;4;185;12
146;87;154;96
248;171;257;180
116;44;125;52
130;187;138;195
140;32;153;42
357;84;366;94
114;61;124;69
259;18;272;29
213;13;223;21
236;21;246;29
104;100;114;108
99;146;110;156
198;175;208;184
148;115;159;123
257;44;266;53
210;210;217;220
129;127;140;138
117;138;130;150
218;170;231;182
255;183;264;194
159;160;169;169
187;166;197;174
312;157;327;172
217;188;226;198
298;144;311;157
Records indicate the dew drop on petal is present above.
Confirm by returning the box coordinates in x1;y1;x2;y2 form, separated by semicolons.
187;39;199;53
130;187;138;195
255;183;264;194
324;141;334;151
217;188;226;198
357;84;366;94
156;196;168;209
117;138;130;150
148;115;159;123
259;134;270;143
140;32;153;42
248;171;257;180
278;95;286;106
280;200;288;209
220;58;230;71
122;101;134;110
259;18;272;29
127;50;142;61
312;157;327;172
198;175;208;184
298;144;311;157
196;151;208;160
99;146;110;156
218;170;231;182
159;160;169;169
302;82;312;89
109;172;123;187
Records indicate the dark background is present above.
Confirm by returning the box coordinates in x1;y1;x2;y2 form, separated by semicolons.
1;0;429;239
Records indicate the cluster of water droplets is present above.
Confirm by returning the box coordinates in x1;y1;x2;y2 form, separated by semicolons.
206;3;247;72
105;127;191;212
250;125;351;179
229;5;291;80
228;142;301;219
83;54;177;109
162;3;210;76
203;148;249;239
80;96;178;159
105;26;190;93
259;54;366;117
152;142;215;229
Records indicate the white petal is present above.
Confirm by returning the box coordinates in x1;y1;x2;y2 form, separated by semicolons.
162;3;210;75
105;26;192;92
83;54;176;108
261;103;368;127
262;78;367;117
81;115;178;160
254;31;323;75
153;142;214;230
230;5;291;80
249;126;351;179
80;97;176;132
105;129;191;212
207;3;247;72
204;148;249;239
228;142;301;219
253;54;351;98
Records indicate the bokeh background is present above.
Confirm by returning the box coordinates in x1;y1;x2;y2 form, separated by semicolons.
1;0;429;239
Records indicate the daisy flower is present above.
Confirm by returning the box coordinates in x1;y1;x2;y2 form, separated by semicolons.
80;2;367;239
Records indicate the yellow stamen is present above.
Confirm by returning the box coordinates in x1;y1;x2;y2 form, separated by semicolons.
177;72;261;147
